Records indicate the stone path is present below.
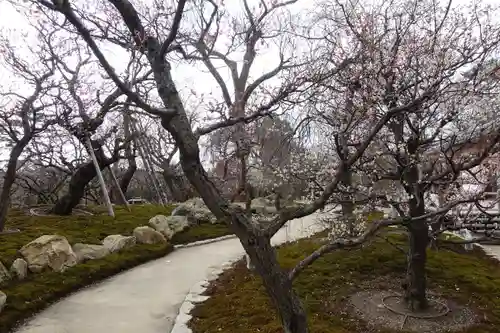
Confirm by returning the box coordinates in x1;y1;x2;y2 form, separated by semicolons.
13;214;328;333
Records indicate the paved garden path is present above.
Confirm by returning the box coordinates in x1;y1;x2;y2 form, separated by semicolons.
482;244;500;259
13;214;327;333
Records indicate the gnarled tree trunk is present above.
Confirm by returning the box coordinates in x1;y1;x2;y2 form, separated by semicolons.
162;165;189;202
337;133;355;235
110;110;136;203
110;158;136;203
51;142;118;215
405;211;429;310
244;235;309;333
119;160;136;198
0;141;28;231
340;168;355;235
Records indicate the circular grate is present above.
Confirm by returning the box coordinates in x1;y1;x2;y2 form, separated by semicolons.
382;294;450;329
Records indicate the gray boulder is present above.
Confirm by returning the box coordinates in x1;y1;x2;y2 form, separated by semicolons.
149;215;189;240
72;243;111;263
9;258;28;280
133;226;167;244
171;198;217;224
19;235;77;273
102;235;136;253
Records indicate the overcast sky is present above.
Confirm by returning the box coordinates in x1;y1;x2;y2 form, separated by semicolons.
0;0;309;166
0;0;498;168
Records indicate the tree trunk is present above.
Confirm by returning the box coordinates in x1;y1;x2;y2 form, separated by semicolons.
110;158;136;203
119;160;136;198
111;110;136;202
246;237;309;333
0;143;26;231
340;168;355;236
162;166;188;202
404;165;429;311
51;142;118;215
336;133;355;235
405;217;429;311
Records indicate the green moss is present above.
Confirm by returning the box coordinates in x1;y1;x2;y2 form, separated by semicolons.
171;223;232;244
363;209;385;222
0;205;232;333
0;205;176;267
190;233;500;333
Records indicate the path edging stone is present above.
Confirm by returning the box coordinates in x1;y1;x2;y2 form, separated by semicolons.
170;259;238;333
173;234;237;249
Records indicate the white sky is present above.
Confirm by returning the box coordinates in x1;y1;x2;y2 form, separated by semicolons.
0;1;294;103
0;0;314;167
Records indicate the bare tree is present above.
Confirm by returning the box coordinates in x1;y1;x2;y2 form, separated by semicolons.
0;30;59;231
176;0;314;204
40;37;148;215
15;127;86;204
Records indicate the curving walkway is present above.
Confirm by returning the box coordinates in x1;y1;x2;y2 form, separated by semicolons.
13;214;328;333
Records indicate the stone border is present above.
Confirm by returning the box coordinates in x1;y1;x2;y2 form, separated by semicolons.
170;258;240;333
173;234;237;249
169;234;240;333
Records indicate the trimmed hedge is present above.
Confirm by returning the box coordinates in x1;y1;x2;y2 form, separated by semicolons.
0;205;231;333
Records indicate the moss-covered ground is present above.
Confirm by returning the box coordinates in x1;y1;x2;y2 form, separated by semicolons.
190;231;500;333
0;204;231;333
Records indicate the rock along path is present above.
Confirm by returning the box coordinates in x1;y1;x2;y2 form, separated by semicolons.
13;214;328;333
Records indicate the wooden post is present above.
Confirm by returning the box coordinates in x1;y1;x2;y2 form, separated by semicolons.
108;165;131;211
136;131;170;205
86;137;115;217
130;118;166;205
134;135;165;205
496;174;500;214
